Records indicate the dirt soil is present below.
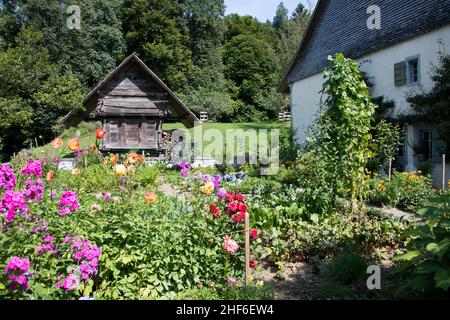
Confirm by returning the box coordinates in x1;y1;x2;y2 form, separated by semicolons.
254;260;321;300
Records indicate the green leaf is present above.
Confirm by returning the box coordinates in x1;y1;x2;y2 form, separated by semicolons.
434;269;450;290
394;250;421;261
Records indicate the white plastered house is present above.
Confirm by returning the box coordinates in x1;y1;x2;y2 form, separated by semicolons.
279;0;450;187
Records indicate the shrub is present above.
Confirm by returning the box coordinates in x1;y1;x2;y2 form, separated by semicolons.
393;192;450;298
369;171;433;211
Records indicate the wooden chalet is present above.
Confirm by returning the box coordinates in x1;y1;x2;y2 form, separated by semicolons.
61;53;199;154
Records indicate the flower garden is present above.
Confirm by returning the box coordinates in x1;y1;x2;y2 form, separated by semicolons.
1;132;448;300
1;55;449;301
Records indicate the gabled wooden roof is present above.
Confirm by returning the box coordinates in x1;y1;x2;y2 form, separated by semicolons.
61;52;199;128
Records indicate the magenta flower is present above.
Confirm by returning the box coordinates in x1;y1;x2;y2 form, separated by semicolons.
4;257;31;290
0;191;29;222
63;273;80;291
58;191;79;215
5;256;30;273
66;237;102;281
0;165;16;191
177;162;191;170
213;175;222;189
22;178;44;202
20;160;42;178
103;193;111;202
181;168;190;177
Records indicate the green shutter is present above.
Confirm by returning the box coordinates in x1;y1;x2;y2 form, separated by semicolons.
394;62;407;86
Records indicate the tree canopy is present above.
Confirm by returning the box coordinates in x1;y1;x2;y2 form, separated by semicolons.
0;0;312;160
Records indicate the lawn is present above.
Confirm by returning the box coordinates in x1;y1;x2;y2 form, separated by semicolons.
33;121;291;158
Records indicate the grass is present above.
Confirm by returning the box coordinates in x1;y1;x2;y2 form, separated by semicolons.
32;121;291;158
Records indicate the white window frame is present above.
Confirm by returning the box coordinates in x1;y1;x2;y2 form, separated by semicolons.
405;55;420;86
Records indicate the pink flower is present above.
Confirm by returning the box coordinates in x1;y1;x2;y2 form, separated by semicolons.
63;274;79;291
16;274;27;285
44;235;54;243
232;212;245;224
58;191;79;215
223;236;239;255
4;257;31;290
103;193;111;202
237;203;247;214
250;228;258;240
0;165;16;191
203;174;213;183
0;191;29;222
181;168;190;177
227;277;240;286
193;171;203;180
22;178;44;202
20;160;42;178
228;202;238;212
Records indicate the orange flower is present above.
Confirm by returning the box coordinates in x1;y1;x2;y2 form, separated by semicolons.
96;129;105;139
51;138;63;149
46;170;54;182
67;138;80;152
128;152;144;165
145;192;158;204
110;153;119;166
103;159;108;167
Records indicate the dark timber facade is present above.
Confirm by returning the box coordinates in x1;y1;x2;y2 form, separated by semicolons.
62;53;198;153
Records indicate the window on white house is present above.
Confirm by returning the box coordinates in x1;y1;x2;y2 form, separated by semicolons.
406;57;419;85
421;131;433;161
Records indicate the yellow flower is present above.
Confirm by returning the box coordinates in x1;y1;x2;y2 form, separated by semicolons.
114;164;127;177
71;168;80;175
200;182;215;194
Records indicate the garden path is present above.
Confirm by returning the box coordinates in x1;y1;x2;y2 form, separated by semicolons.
367;205;421;222
255;261;321;300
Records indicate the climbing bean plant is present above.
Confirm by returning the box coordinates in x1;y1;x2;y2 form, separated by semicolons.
307;54;376;210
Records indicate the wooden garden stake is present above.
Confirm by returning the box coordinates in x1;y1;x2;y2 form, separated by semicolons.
244;212;250;285
443;154;446;191
388;159;392;181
